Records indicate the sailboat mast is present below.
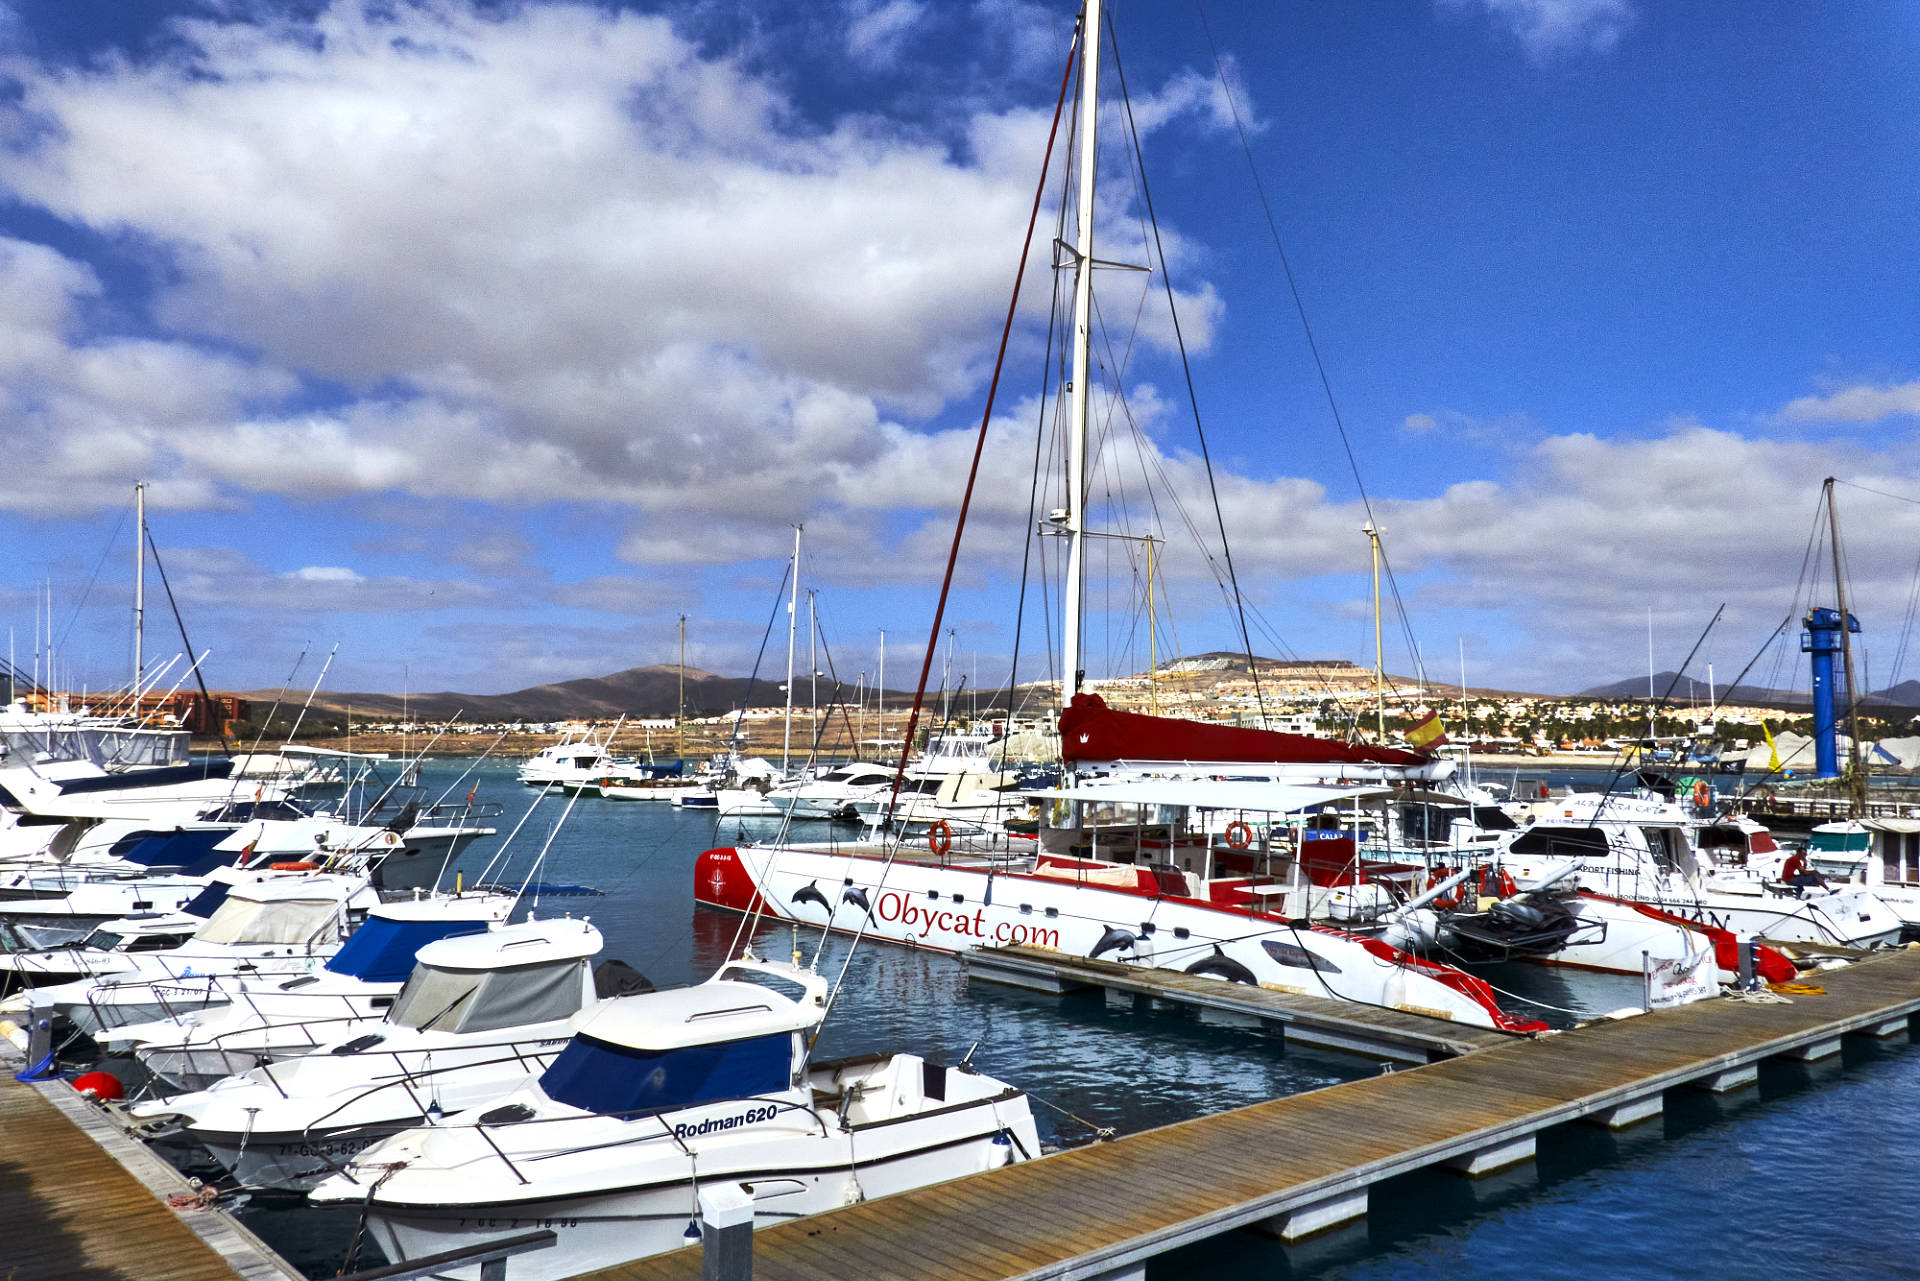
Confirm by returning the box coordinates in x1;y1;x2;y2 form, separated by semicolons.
1060;0;1101;710
133;480;145;703
1365;523;1384;742
1825;477;1867;816
877;630;886;761
677;614;686;730
784;525;801;772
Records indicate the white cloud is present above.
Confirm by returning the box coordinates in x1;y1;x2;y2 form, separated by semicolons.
289;566;363;584
1439;0;1637;63
0;0;1226;552
846;1;924;68
1778;380;1920;425
1403;411;1438;433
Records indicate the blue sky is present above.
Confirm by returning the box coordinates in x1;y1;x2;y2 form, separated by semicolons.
2;0;1918;703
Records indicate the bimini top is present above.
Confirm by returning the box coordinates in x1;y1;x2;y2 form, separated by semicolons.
414;917;603;972
568;964;824;1052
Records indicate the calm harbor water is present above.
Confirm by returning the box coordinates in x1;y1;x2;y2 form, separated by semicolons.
231;758;1918;1279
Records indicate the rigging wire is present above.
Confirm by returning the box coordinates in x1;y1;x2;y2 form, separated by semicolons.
1106;9;1266;718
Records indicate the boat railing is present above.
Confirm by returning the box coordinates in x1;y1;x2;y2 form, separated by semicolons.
297;1038;571;1125
333;1228;554;1281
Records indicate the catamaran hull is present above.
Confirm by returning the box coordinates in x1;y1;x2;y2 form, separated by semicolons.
359;1126;1024;1281
696;846;1540;1032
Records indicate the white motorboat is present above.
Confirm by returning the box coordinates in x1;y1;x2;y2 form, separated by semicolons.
1794;820;1920;935
757;762;898;820
309;955;1038;1281
130;917;613;1186
7;873;383;1033
1499;791;1905;949
517;732;621;791
98;891;517;1091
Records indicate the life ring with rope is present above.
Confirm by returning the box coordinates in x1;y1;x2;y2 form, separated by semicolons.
1224;820;1254;850
928;821;953;857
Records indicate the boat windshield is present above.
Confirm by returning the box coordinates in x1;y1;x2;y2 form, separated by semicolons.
194;896;339;946
386;960;585;1033
80;928;126;951
540;1030;793;1118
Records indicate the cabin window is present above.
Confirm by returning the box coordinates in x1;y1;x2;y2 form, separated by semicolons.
1262;938;1341;973
541;1030;793;1118
1505;827;1608;860
1471;807;1517;831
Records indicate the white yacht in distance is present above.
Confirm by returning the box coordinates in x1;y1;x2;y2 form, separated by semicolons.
517;730;624;791
309;956;1039;1281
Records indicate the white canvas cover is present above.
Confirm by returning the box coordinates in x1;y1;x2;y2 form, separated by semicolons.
386;960;586;1033
194;896;339;946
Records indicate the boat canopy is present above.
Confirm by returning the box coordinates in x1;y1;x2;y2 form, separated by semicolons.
323;911;492;984
1020;779;1395;815
109;828;237;876
194;894;340;946
386;956;589;1034
1809;823;1872;853
1059;694;1428;766
540;1029;794;1118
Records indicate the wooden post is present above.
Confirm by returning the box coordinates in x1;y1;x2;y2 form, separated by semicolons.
700;1183;755;1281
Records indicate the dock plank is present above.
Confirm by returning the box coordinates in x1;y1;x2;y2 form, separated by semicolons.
0;1074;245;1281
576;947;1920;1281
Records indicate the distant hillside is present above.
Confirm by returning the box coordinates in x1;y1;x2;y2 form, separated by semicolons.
1578;671;1803;704
261;664;917;723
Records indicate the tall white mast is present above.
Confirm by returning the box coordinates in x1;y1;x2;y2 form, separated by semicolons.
783;525;801;772
1061;0;1101;710
877;630;886;759
133;480;146;703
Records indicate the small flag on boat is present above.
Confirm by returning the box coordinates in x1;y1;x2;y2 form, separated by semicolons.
1762;720;1782;773
1406;712;1449;750
466;784;478;806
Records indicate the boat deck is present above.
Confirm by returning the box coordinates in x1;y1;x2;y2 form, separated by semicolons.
963;944;1517;1062
582;946;1920;1281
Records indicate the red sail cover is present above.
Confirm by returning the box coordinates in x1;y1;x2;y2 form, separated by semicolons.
1058;694;1428;766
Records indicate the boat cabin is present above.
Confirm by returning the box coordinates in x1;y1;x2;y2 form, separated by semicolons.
536;959;825;1120
381;918;604;1035
1808;820;1920;892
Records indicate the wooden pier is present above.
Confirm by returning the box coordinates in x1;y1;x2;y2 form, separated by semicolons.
962;944;1518;1063
0;1055;298;1281
585;945;1920;1281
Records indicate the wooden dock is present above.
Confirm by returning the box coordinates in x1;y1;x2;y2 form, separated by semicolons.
0;1062;300;1281
582;945;1920;1281
962;944;1517;1063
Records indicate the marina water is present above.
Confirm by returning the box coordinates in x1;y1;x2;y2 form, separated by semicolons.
238;757;1920;1280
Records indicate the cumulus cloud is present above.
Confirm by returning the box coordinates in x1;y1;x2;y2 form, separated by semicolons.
0;0;1230;567
1438;0;1637;63
1777;380;1920;425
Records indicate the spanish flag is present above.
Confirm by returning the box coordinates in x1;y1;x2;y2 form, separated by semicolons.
1407;711;1450;750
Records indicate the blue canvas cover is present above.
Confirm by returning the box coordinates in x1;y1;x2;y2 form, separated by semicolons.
325;915;489;983
540;1031;791;1118
118;829;237;876
179;881;232;919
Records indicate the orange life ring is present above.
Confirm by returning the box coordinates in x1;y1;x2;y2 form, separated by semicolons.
928;821;953;857
268;861;319;872
1224;820;1253;850
1692;780;1711;806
